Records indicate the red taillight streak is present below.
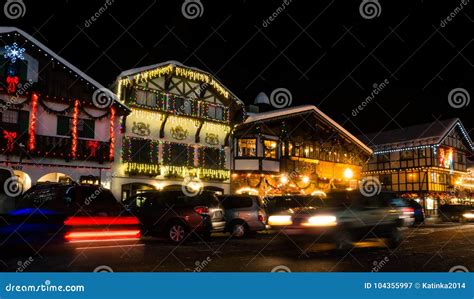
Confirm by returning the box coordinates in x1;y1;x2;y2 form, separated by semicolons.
64;216;139;226
402;207;415;214
194;206;210;215
258;210;265;223
65;230;141;242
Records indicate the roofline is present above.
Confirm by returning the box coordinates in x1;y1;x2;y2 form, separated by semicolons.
242;105;373;155
0;27;130;112
116;60;245;108
370;118;474;154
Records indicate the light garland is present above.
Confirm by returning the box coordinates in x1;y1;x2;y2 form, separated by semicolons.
28;93;38;151
125;163;160;176
121;64;230;99
71;99;80;158
109;107;116;161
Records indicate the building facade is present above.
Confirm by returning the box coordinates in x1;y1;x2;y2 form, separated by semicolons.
110;61;245;200
231;105;373;196
359;119;474;215
0;27;128;193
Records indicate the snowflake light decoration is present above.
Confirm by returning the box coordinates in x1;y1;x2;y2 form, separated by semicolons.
4;43;25;64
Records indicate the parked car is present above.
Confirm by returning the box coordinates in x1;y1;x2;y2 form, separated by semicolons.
1;183;141;252
439;204;474;223
268;190;405;249
124;190;226;243
218;194;266;237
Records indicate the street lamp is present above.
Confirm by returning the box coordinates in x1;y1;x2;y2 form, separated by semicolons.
343;168;353;179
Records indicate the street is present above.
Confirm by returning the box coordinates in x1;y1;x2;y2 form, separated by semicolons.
1;224;473;272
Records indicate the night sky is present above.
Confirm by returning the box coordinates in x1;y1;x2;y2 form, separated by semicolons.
6;0;473;137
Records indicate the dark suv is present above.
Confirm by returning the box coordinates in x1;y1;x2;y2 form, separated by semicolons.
1;183;140;251
124;190;226;243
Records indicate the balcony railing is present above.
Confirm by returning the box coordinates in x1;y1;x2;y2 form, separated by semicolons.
0;131;111;163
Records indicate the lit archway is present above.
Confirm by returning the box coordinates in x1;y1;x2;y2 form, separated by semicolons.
13;170;32;192
37;172;73;184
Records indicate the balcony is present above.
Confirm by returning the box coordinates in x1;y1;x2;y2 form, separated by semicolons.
0;132;111;163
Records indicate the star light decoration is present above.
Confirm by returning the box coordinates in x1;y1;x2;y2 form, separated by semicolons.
4;43;25;64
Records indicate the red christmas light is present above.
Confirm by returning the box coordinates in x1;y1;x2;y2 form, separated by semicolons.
6;76;19;93
109;106;115;161
28;93;38;151
3;130;17;152
86;140;99;157
71;99;80;158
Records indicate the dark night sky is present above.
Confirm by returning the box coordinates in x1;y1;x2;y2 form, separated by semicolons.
5;0;473;137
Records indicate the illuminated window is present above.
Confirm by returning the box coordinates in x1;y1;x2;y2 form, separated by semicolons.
238;139;256;157
264;140;277;159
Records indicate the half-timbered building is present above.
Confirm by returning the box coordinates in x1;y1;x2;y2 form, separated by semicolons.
111;61;245;200
0;27;129;193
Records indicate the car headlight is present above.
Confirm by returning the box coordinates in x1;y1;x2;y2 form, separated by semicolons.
268;215;292;226
303;215;337;226
462;213;474;219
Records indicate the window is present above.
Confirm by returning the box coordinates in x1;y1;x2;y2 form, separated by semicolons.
264;140;277;159
57;116;95;139
238;139;256;157
135;90;157;107
400;150;414;160
173;97;192;115
206;105;224;121
1;110;18;124
129;138;151;163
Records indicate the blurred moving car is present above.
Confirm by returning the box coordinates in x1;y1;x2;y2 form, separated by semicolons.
0;183;141;252
265;195;324;228
388;198;416;227
218;195;266;237
124;190;225;243
268;190;405;249
439;204;474;223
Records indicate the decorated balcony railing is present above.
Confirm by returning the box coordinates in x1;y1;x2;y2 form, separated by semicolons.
33;135;111;162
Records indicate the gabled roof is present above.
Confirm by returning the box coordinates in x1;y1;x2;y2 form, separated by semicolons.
118;60;245;107
243;105;373;154
358;118;474;153
0;27;129;111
